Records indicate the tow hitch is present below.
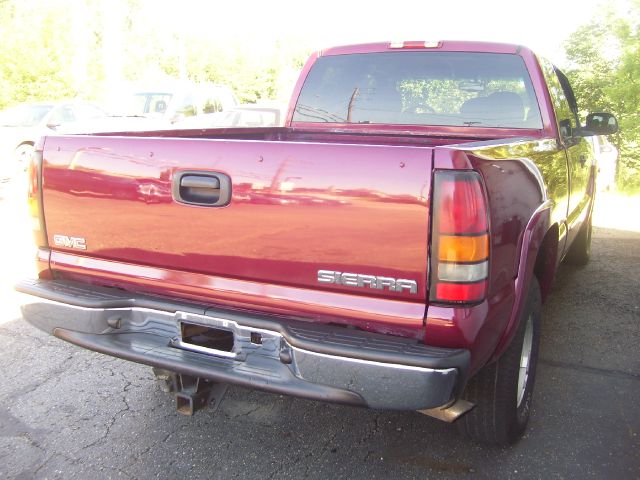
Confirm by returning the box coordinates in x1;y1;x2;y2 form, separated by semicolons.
153;368;228;416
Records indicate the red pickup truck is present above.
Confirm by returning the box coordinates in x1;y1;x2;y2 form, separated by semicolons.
18;41;618;445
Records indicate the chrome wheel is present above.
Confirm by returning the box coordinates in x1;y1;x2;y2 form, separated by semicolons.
517;313;534;407
458;278;541;444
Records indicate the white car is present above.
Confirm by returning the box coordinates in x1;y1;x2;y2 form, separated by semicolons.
111;82;238;124
0;101;107;168
62;82;240;134
175;104;287;129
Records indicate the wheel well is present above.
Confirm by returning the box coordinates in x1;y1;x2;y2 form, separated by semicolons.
533;224;559;303
17;141;35;149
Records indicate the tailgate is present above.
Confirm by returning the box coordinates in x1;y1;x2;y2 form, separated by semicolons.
41;135;432;304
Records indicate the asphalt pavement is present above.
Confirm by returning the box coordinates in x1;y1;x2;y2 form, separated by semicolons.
0;179;638;479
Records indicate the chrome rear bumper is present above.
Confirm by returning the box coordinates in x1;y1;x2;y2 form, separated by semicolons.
17;279;469;410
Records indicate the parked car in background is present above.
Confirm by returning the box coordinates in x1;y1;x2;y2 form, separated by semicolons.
174;103;286;129
59;82;240;134
588;135;618;191
113;81;238;124
0;101;107;171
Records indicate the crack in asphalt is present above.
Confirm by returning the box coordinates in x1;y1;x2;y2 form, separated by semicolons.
6;354;76;399
80;387;132;452
117;418;187;475
0;326;59;350
300;426;341;479
540;358;640;381
263;406;342;479
29;451;78;479
96;465;134;479
341;412;386;478
229;404;262;420
360;411;384;447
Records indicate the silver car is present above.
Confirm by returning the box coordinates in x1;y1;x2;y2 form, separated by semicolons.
0;101;107;172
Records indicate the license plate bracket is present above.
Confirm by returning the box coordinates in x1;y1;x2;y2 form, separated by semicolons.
172;321;237;358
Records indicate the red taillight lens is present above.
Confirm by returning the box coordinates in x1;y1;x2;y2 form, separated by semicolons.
436;177;488;234
430;171;489;304
435;281;487;303
27;149;47;248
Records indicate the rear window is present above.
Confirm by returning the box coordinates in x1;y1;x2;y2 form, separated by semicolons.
292;52;542;129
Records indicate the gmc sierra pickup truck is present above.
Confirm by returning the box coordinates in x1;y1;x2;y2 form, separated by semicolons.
17;41;618;445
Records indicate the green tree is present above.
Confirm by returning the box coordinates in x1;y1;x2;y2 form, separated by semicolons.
0;0;311;110
564;1;640;191
0;1;75;107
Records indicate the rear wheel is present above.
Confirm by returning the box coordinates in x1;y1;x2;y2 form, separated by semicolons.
457;278;541;445
564;211;593;266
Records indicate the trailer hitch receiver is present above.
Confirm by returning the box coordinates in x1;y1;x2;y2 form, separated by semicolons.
153;368;228;416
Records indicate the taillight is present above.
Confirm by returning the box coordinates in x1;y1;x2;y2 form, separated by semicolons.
27;149;48;248
430;170;489;303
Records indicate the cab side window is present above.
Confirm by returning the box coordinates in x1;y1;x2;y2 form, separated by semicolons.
176;94;197;118
539;57;577;139
203;97;222;114
555;67;581;135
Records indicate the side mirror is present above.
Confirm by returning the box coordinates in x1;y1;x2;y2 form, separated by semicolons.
46;123;59;130
584;112;618;135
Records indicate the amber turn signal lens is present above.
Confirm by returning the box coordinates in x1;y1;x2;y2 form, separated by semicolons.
438;234;488;263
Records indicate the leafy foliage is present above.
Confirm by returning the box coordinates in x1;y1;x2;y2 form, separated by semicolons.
1;0;637;192
564;0;640;191
0;0;310;109
399;78;527;115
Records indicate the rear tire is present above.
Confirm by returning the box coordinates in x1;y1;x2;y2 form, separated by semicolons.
457;278;541;445
564;212;593;266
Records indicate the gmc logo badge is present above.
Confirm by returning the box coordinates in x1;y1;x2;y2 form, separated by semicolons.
53;234;87;250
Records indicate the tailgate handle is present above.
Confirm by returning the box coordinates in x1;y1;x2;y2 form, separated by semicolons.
173;172;232;207
181;176;220;190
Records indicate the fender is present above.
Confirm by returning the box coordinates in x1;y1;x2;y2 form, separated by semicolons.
490;200;553;361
